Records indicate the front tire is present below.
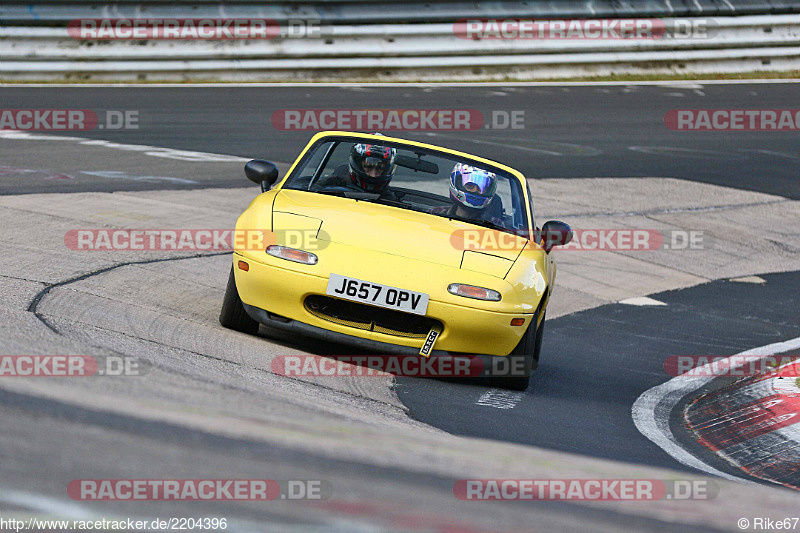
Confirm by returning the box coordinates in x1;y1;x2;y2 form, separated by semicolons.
497;311;545;391
532;311;545;370
219;265;260;334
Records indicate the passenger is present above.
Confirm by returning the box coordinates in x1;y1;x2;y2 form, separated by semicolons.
430;163;504;227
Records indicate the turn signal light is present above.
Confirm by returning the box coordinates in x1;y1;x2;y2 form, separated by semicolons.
237;260;249;271
266;245;318;265
447;283;501;301
510;318;525;326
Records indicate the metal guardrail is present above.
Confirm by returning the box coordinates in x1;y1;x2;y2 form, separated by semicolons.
0;9;798;81
2;0;800;24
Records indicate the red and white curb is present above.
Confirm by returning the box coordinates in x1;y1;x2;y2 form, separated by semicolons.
685;360;800;489
632;336;800;484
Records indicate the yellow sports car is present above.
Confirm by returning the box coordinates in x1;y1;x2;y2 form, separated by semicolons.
220;131;571;390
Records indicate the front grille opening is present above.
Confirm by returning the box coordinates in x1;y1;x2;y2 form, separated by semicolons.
305;295;441;339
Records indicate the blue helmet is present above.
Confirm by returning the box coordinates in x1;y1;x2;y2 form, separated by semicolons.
449;163;498;210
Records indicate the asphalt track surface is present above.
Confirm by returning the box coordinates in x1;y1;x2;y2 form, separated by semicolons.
0;387;730;533
1;83;799;530
1;83;798;198
399;271;800;479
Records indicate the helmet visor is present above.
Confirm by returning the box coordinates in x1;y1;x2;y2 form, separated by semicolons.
458;170;496;197
361;157;390;177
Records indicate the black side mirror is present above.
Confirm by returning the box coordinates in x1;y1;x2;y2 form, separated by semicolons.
245;160;279;192
540;220;573;253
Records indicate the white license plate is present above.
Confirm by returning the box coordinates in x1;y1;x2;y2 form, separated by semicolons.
326;274;429;316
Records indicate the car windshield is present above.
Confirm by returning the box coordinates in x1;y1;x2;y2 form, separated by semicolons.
283;138;530;234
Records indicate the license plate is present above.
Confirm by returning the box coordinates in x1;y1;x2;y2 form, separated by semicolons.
326;274;429;315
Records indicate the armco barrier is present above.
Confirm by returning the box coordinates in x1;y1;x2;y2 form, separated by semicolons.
0;3;799;81
2;1;800;24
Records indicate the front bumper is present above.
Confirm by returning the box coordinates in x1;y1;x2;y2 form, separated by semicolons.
244;303;532;378
234;253;534;356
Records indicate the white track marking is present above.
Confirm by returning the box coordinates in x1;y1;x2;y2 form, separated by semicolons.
728;276;767;284
81;170;198;184
0;131;248;162
632;336;800;482
737;337;800;357
740;149;800;161
628;145;747;160
476;389;525;409
619;297;667;306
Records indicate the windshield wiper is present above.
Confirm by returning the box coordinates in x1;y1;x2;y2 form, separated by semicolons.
315;188;380;200
370;197;434;215
446;215;515;234
314;190;415;209
371;197;410;208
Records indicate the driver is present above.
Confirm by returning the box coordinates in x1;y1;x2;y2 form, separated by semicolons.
314;137;398;199
430;163;504;227
348;142;396;193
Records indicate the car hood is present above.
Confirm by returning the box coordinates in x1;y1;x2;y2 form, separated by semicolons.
272;189;526;278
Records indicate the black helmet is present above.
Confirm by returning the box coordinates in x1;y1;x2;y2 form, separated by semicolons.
349;140;397;192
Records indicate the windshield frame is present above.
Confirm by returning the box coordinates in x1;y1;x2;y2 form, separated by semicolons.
275;132;535;236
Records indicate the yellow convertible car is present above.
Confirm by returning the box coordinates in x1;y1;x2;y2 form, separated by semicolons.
220;131;571;390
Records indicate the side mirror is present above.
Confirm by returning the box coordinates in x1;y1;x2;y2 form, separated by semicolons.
540;220;572;253
245;160;279;192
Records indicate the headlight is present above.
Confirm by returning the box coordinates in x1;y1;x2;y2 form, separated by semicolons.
266;245;318;265
447;283;501;301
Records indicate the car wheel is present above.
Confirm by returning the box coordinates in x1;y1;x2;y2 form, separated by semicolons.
497;312;545;391
532;311;545;369
219;265;260;334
